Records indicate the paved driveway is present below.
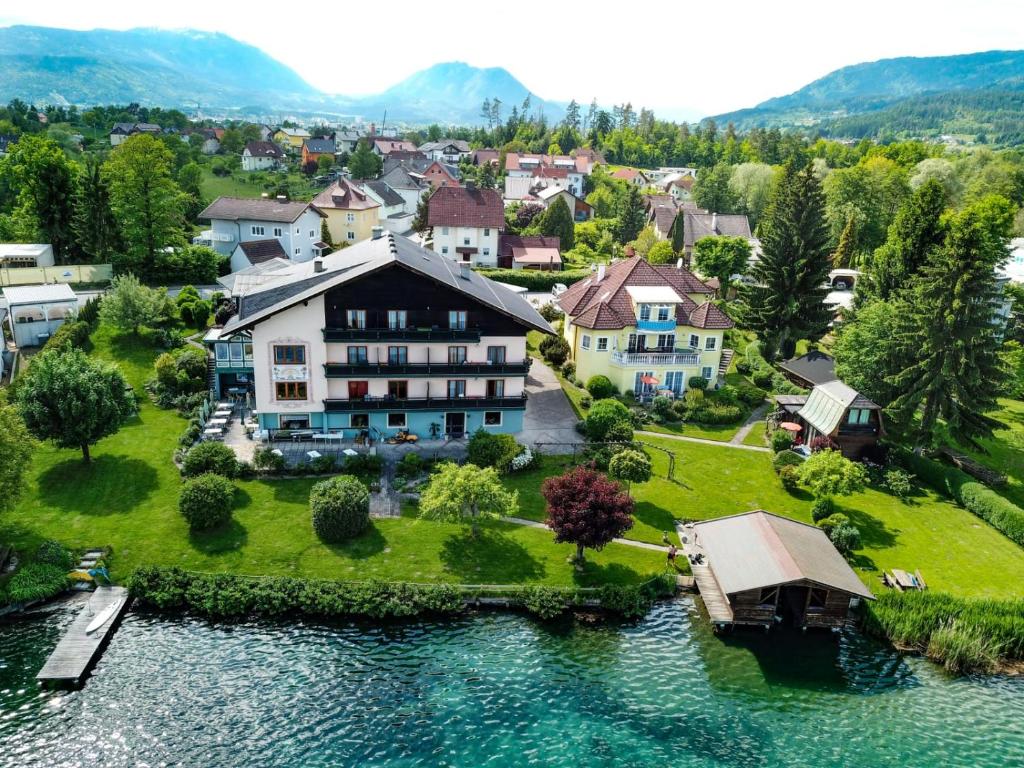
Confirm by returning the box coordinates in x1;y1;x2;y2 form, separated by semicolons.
519;359;583;451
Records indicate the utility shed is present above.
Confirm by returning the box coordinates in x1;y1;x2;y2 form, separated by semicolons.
3;283;78;347
681;510;873;631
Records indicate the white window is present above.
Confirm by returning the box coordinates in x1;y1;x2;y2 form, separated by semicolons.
346;213;355;223
483;247;490;256
347;231;355;241
310;230;316;238
639;304;651;321
441;246;449;254
657;306;670;321
596;337;608;351
442;226;450;235
273;227;283;237
295;227;300;235
689;334;700;349
581;334;591;350
705;336;717;351
251;225;265;236
294;248;301;255
484;228;490;236
387;413;407;428
701;366;713;380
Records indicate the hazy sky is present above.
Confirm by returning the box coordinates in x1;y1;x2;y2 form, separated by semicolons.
3;1;1024;118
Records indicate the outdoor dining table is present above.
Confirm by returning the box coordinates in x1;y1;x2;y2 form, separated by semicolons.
208;418;227;426
313;433;346;442
203;428;224;437
213;410;232;418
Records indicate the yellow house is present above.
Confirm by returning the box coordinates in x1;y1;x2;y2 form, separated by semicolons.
312;178;381;245
556;257;734;397
273;127;311;150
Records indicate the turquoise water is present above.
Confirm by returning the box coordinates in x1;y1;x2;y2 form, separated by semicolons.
1;598;1022;767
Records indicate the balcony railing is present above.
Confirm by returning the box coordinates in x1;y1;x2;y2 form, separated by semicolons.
635;318;677;332
610;350;700;367
323;394;527;412
323;327;482;342
324;360;530;377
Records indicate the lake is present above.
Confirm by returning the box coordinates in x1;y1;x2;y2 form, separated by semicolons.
1;598;1021;767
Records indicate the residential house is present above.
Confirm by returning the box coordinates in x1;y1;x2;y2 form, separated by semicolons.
0;243;55;268
664;174;695;202
358;181;414;235
242;141;286;171
302;138;336;167
682;211;753;263
110;122;161;146
196;197;327;263
498;235;561;271
212;230;552;439
571;148;606;172
333;130;362;154
3;284;78;348
535;187;593;221
257;124;275;141
472;149;500;166
427;185;504;268
217;257;293;298
681;510;873;631
0;134;17;156
646;166;697;185
274;127;311;150
557;257;733;397
379;164;430;214
198;129;220;155
229;238;291;273
504;153;588;199
312;178;381;245
383;151;432;175
372;138;418;156
777;351;836;389
419;139;471;164
774;379;883;459
648;199;680;241
423;160;460;189
610;167;651;186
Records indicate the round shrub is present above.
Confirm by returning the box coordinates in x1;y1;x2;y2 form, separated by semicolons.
580;394;592;409
811;496;836;522
36;539;73;570
772;449;804;474
751;368;774;389
818;512;850;535
828;522;862;555
688;376;709;391
586;375;616;399
884;468;914;499
560;361;576;379
182;441;239;478
467;429;522;473
585;399;632;441
736;384;767;406
253;446;286;472
687;403;744;424
539;335;570;366
179;473;234;531
778;465;799;491
652;395;674;419
810;435;839;453
310;475;370;543
539;303;561;322
735;360;752;375
770;429;795;453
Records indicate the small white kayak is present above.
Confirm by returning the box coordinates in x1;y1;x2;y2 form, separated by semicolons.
85;597;124;634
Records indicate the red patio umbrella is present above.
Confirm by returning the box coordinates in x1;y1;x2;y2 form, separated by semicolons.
778;422;802;432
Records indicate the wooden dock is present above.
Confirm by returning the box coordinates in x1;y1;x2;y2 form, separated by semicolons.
678;523;734;625
37;586;130;686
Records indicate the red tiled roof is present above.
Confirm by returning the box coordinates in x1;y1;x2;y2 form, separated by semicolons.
611;167;647;181
427;187;504;229
499;235;560;259
312;178;380;212
557;257;728;331
373;138;417;154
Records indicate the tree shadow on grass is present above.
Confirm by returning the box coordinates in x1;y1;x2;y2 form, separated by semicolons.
632;501;677;538
323;521;387;560
440;526;546;582
571;560;645;588
233;486;253;510
842;505;898;549
36;455;160;514
188;518;248;555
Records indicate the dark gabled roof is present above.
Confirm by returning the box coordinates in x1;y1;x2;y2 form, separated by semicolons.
379;164;427;190
426;161;460;180
236;239;288;264
312;178;379;212
684;212;752;248
499;235;560;259
777;352;837;386
244;141;284;158
427;186;504;229
199;197;322;224
419;139;470;153
362;181;405;207
557;257;727;331
222;233;553;336
383;151;432;174
303;138;336;154
650;205;677;238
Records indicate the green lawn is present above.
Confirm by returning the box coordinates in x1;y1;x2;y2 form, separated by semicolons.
741;425;768;447
948;398;1024;509
641;422;738;442
199;166;320;203
1;324;666;589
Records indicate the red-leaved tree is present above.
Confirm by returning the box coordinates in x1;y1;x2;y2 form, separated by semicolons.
542;465;634;565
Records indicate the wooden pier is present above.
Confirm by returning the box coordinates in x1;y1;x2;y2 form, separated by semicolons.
677;523;734;626
37;586;130;686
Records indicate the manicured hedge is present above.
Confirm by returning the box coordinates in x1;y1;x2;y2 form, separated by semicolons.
475;268;592;291
310;475;370;542
897;449;1024;547
179;473;235;531
126;567;677;620
182;441;239;478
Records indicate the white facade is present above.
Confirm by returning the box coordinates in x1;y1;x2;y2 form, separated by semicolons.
4;284;78;348
201;208;324;263
242;150;280;172
0;243;55;268
432;225;500;268
504;168;584;200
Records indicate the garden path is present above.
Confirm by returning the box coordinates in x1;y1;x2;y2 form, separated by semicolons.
502;516;671;552
729;403;769;446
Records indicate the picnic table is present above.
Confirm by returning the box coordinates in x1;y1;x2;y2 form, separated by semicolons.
203;427;224;439
313;432;346;442
208;418;227;426
884;568;927;591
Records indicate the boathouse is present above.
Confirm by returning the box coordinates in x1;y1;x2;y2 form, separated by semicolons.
681;510;873;631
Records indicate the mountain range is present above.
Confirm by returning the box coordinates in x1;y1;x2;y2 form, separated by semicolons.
0;26;556;124
711;50;1024;143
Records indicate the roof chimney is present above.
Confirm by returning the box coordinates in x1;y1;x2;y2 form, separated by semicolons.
596;264;606;282
459;261;472;280
313;258;325;273
711;212;719;233
372;225;384;240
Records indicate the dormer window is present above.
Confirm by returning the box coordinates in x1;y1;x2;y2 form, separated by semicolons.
639;304;651;321
657;306;671;321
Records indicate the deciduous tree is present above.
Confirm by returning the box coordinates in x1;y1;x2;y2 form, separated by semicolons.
693;235;751;299
16;348;136;462
99;273;168;334
418;462;518;535
542;465;634;564
608;448;652;494
348;139;382;179
797;449;868;500
0;392;34;515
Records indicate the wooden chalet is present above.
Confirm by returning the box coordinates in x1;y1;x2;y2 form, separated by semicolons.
681;510;874;631
774;379;883;459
